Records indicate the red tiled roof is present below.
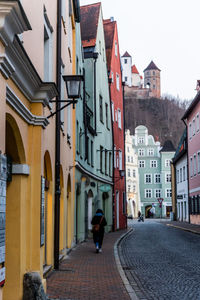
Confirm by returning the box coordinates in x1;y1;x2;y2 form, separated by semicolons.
144;60;161;72
122;51;131;57
131;65;139;74
103;19;116;70
80;3;101;48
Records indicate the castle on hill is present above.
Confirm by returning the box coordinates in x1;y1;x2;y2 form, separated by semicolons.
121;51;161;99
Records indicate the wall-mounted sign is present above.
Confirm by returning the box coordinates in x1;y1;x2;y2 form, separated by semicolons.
40;177;45;247
99;184;111;193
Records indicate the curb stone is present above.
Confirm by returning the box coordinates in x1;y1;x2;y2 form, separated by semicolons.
114;228;139;300
166;223;200;235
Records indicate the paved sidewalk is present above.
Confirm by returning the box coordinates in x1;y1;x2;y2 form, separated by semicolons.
166;220;200;234
47;230;130;300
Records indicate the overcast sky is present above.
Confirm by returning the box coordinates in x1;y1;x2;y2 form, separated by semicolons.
80;0;200;101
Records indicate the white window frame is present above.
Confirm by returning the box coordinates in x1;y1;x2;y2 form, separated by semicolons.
138;149;144;156
177;169;179;183
189;122;192;139
145;174;152;184
133;169;136;177
148;148;154;156
193;118;196;136
138;137;144;144
154;173;161;183
119;150;122;170
150;160;157;168
145;189;152;198
165;159;171;167
155;189;161;198
196;113;199;132
128;169;130;177
115;41;118;56
166;173;171;183
116;73;120;91
190;157;193;177
180;168;182;182
166;189;172;198
111;101;114;121
194;153;197;176
183;166;186;181
139;160;145;168
118;109;122;129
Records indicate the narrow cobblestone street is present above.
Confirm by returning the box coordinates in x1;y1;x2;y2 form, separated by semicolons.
119;220;200;300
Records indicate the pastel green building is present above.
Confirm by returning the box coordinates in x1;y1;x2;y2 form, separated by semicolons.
132;126;175;218
74;3;113;243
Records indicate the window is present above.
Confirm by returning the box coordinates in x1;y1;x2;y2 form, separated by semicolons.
127;146;130;153
76;121;79;153
99;95;103;123
133;169;136;177
133;185;136;192
154;174;161;183
153;71;155;75
111;101;114;121
115;41;118;56
118;109;122;129
124;59;127;64
180;168;182;182
166;173;171;182
138;137;144;144
190;157;193;177
128;169;130;177
128;185;131;192
111;72;114;83
91;141;94;166
139;160;145;168
119;150;122;170
155;189;161;198
145;174;152;184
127;156;130;162
44;14;53;82
166;189;172;198
114;146;116;168
138;149;144;156
189;123;192;139
131;156;133;163
109;152;112;176
145;189;152;198
193;118;196;136
87;137;90;164
165;159;171;167
105;103;109;129
150;160;157;168
125;76;128;82
194;154;197;176
196;114;199;132
183;166;186;181
148;148;154;156
116;73;120;91
105;150;108;175
177;169;179;183
100;146;103;173
198;152;200;174
115;110;118;122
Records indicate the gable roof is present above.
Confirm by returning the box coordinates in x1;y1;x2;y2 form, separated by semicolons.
131;65;139;74
182;91;200;119
103;19;116;70
122;51;131;58
80;3;101;48
144;60;161;72
160;140;175;152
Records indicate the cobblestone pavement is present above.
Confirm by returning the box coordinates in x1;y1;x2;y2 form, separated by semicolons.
47;230;130;300
119;220;200;300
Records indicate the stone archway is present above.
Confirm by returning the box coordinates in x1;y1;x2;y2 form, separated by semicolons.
5;113;26;299
43;151;53;266
145;205;152;218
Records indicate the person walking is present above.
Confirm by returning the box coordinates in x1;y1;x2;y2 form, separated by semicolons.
91;209;107;253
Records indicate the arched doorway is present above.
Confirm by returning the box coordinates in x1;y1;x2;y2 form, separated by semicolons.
5;114;26;298
145;205;152;218
67;175;72;248
87;190;93;236
43;151;53;266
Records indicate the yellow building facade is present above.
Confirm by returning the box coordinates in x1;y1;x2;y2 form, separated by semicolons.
0;1;77;299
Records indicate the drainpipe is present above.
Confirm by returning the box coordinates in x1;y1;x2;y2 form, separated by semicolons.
182;119;190;223
122;82;127;228
54;0;62;270
93;54;98;133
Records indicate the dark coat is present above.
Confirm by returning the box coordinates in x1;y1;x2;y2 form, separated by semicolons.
91;215;107;233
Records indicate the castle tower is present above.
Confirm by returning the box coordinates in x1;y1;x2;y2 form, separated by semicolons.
121;51;132;87
144;61;161;98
